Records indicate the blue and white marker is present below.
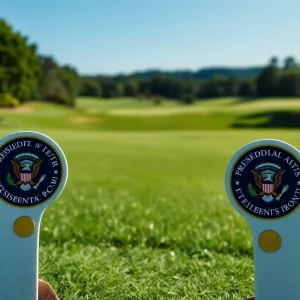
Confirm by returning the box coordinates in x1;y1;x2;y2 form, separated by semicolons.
225;139;300;300
0;131;68;300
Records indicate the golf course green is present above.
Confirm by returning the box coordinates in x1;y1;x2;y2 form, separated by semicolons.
2;97;300;299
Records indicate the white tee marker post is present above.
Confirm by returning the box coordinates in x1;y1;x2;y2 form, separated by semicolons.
225;139;300;300
0;131;68;300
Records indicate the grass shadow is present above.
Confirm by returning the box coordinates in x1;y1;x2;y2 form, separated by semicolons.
196;97;262;107
231;111;300;128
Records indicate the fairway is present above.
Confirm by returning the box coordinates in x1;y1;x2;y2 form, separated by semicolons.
14;127;297;300
77;97;300;116
1;97;300;132
0;98;299;299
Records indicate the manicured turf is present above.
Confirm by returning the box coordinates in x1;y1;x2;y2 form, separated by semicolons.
0;98;300;299
27;130;300;299
1;97;300;132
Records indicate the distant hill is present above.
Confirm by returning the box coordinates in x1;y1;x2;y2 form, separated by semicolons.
193;67;263;79
86;67;263;80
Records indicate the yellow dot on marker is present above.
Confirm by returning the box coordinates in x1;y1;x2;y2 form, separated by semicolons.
258;230;281;253
13;216;35;238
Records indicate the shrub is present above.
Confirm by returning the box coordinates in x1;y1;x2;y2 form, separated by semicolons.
0;93;20;108
44;80;75;107
153;97;163;105
182;95;195;104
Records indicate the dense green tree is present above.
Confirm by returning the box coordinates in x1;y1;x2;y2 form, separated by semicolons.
277;69;300;96
198;77;238;98
269;56;279;68
100;79;124;98
79;78;102;97
200;78;222;98
0;18;41;101
238;79;256;96
284;56;297;70
146;76;195;101
223;77;239;96
59;65;79;105
123;80;139;96
38;56;78;106
256;66;279;97
138;79;151;98
180;79;197;103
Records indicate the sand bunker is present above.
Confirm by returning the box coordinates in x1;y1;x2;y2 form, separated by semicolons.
108;106;208;116
0;106;35;113
69;116;102;124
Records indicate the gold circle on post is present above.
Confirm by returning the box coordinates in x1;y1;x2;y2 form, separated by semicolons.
13;216;35;237
258;230;281;253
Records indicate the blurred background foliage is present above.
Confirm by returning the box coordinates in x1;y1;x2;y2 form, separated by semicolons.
1;17;300;109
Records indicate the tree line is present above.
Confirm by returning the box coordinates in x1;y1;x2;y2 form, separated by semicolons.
0;18;78;107
1;17;300;108
79;56;300;104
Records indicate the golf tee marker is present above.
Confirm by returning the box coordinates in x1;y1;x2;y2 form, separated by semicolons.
225;139;300;300
0;131;68;300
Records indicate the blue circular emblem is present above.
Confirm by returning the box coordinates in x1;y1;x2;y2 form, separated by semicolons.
229;144;300;219
0;136;64;207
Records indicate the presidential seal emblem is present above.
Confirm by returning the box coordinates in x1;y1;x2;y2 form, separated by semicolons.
227;143;300;219
0;135;65;207
8;153;46;192
249;163;289;203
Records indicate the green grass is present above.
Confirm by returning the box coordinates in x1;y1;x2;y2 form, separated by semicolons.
77;97;178;112
34;130;250;299
1;98;300;298
0;97;298;132
73;96;300;130
77;96;300;115
30;129;300;300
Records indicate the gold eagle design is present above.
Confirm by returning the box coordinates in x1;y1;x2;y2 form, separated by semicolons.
251;169;285;196
11;160;43;186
